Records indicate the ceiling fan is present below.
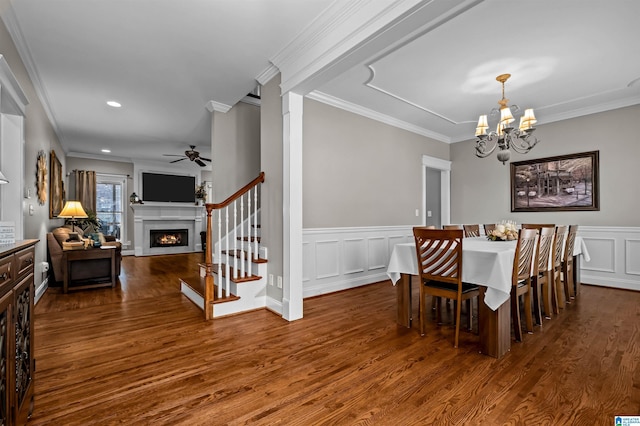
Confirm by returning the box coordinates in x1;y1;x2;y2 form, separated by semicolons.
163;145;211;167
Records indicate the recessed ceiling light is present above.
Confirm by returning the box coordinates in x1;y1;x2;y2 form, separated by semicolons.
106;101;121;108
101;149;111;153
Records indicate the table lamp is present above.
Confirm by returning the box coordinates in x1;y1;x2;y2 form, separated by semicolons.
58;201;88;233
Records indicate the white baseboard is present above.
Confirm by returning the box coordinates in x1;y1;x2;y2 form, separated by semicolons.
35;276;48;304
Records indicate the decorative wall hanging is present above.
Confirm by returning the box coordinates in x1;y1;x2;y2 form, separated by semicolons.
36;150;47;205
511;151;599;212
49;150;64;218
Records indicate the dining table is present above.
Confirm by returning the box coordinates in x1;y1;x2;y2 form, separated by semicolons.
386;236;590;358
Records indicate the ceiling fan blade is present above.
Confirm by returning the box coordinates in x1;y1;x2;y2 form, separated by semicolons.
170;158;187;163
199;157;211;162
195;159;206;167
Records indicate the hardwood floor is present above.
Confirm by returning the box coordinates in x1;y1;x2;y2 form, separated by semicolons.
32;253;639;425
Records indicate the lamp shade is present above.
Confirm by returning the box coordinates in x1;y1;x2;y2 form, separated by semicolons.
0;171;8;184
500;107;514;125
58;201;88;219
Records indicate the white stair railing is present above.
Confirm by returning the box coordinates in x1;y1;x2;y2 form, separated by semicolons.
203;172;265;313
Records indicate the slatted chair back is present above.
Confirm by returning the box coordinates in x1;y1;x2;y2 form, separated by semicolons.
443;225;462;230
522;223;555;229
463;224;480;238
510;228;538;342
514;228;537;284
531;226;555;323
552;225;568;310
413;228;478;348
562;225;579;300
483;224;496;235
414;229;462;286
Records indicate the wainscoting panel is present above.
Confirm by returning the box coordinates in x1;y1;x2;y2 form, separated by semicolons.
303;226;640;298
303;226;413;298
579;226;640;291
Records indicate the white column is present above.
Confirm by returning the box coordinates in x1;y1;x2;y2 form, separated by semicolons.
282;91;304;321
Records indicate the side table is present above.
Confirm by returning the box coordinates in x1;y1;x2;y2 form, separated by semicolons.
62;246;116;293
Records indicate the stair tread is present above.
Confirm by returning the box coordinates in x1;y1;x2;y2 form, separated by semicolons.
180;273;240;303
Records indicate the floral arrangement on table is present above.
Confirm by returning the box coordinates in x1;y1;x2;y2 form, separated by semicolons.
487;220;518;241
195;183;207;203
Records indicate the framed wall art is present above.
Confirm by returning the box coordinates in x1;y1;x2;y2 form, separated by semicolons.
510;151;599;212
49;150;64;218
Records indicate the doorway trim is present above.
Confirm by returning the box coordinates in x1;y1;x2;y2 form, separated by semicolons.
422;155;451;226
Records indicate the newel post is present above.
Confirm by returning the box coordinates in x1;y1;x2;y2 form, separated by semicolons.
204;203;214;320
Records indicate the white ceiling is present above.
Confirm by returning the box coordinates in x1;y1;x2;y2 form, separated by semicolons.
2;0;639;168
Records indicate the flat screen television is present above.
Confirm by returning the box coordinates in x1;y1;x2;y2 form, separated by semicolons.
142;172;195;203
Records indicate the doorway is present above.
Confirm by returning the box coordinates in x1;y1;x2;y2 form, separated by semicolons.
422;155;451;227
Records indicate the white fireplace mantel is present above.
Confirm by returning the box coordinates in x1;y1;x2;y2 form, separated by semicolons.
131;203;205;256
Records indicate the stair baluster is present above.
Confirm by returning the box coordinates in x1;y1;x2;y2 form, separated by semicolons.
240;196;245;278
247;189;252;273
233;200;238;279
217;208;223;298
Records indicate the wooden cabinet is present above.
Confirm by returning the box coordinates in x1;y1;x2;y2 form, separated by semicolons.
0;240;37;425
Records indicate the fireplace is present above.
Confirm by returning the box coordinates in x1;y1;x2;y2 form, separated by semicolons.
150;229;189;248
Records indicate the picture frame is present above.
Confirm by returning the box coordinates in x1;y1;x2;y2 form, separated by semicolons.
49;150;64;218
510;151;599;212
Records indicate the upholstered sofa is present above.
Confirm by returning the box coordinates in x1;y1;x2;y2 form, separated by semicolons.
47;226;122;284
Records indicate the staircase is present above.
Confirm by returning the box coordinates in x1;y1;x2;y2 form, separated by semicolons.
180;172;266;319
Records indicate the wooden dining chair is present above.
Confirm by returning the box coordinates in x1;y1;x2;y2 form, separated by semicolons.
562;225;579;301
521;223;555;229
552;225;568;312
511;228;537;342
413;228;479;348
463;224;480;238
531;226;555;323
483;224;496;236
443;225;462;230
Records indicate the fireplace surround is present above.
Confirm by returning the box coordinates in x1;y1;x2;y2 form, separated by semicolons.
131;204;203;256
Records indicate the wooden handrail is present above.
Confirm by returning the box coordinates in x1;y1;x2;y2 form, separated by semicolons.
208;172;265;210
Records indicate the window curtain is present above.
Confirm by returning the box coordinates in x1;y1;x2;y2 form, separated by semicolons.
73;170;96;213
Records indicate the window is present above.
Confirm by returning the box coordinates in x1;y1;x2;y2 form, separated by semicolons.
96;174;126;241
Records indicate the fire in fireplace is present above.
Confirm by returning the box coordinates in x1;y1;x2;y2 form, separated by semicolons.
150;229;189;248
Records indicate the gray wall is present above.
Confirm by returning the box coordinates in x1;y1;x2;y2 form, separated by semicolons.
0;11;65;282
450;105;640;226
212;102;261;202
302;98;450;228
260;76;284;301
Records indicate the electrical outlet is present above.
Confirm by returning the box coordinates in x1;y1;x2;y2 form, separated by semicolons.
269;274;274;286
427;210;432;217
277;276;283;289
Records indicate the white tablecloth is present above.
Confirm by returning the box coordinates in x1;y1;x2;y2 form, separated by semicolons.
386;236;590;311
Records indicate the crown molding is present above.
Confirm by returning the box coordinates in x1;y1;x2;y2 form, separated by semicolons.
273;0;424;94
255;63;279;86
1;6;60;132
205;100;232;113
539;96;640;126
240;95;261;107
307;90;451;143
0;55;29;115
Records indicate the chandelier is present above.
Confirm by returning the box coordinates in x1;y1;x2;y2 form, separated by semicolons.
474;74;539;164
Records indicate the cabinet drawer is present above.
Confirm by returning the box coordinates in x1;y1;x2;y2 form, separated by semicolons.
15;246;35;278
0;255;12;288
